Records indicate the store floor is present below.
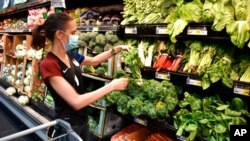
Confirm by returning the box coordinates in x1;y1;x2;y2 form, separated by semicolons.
0;102;42;141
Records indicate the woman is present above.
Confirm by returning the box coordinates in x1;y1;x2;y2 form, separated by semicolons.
32;13;129;140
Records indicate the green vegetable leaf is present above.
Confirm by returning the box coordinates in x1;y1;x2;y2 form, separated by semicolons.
216;105;229;111
214;124;227;133
166;19;188;43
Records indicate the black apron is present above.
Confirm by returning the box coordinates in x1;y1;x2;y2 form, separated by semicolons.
44;52;98;141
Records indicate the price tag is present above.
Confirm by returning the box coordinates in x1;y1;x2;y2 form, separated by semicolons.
92;27;99;32
134;117;147;126
155;72;170;80
156;27;168;34
234;88;250;95
187;26;208;36
125;27;137;34
187;77;202;87
233;83;250;95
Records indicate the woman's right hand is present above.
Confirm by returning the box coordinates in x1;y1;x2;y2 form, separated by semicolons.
110;78;129;91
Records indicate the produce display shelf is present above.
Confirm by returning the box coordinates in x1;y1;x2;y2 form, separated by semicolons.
89;104;107;111
82;73;112;82
0;0;51;17
77;25;118;32
120;24;231;41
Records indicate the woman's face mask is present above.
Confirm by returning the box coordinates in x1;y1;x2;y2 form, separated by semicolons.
60;31;79;51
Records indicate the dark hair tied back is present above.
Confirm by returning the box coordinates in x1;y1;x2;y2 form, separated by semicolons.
32;13;73;50
32;24;46;50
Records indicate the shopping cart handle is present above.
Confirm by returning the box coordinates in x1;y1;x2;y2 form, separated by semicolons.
0;119;78;141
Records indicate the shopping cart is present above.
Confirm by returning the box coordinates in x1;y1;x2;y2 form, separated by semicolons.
0;119;83;141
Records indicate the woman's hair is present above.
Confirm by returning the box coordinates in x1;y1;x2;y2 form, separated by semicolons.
32;13;73;50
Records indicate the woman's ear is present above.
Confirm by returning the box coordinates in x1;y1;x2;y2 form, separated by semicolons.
55;30;63;40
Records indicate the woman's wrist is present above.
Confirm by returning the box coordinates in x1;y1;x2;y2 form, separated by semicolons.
111;46;122;55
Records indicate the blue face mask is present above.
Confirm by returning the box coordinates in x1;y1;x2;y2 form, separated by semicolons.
60;31;79;51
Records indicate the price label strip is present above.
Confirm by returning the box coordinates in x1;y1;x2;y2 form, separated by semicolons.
134;117;147;126
155;72;170;80
234;88;250;95
125;27;137;34
156;27;168;34
92;27;99;32
187;26;208;36
187;77;202;87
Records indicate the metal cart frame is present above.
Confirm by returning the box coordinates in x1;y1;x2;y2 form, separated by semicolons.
0;119;83;141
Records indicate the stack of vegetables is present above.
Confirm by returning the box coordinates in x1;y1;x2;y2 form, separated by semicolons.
32;79;46;102
68;8;88;26
2;64;11;82
82;62;109;77
122;0;250;49
15;42;26;59
153;41;184;71
4;19;27;31
23;62;33;93
174;92;250;141
106;44;179;119
121;0;174;25
106;72;178;119
166;0;250;48
231;54;250;83
26;48;44;60
67;5;123;26
6;64;15;85
78;31;124;54
88;115;99;132
15;63;24;88
181;40;250;89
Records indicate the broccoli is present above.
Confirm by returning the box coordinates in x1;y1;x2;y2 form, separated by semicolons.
79;32;91;42
78;40;87;48
114;40;124;46
82;65;95;73
88;39;96;49
93;46;104;54
117;94;130;115
156;101;168;118
88;32;99;39
128;97;144;117
105;31;119;44
104;43;113;51
113;70;128;78
106;91;123;105
95;34;106;46
96;67;107;77
88;116;98;131
101;63;108;70
142;100;158;119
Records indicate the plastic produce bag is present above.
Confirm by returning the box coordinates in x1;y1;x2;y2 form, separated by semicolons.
2;0;10;9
